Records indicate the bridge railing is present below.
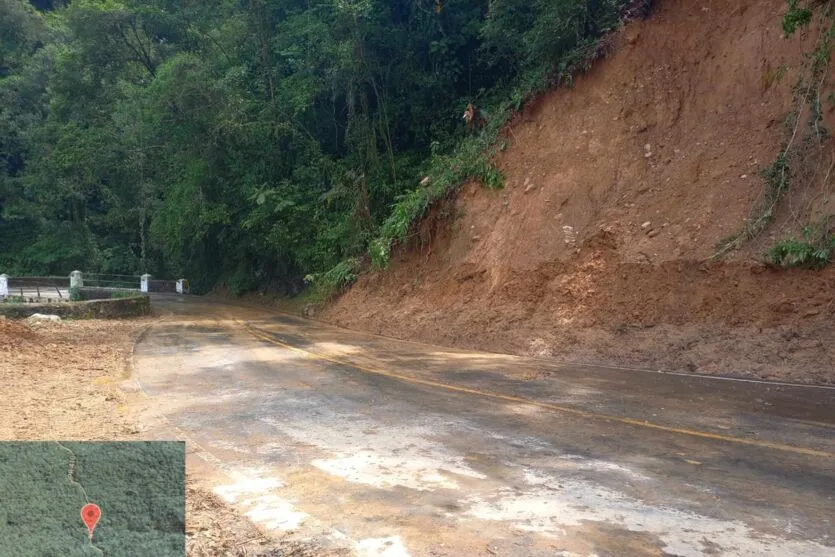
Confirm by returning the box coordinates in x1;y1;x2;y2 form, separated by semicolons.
0;271;189;302
3;276;70;302
84;273;143;290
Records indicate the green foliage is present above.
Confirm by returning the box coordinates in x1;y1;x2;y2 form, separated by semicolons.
1;0;638;293
368;16;631;269
110;289;137;299
758;152;792;222
481;0;625;90
768;224;834;269
0;442;185;556
321;258;359;291
713;152;792;257
223;266;261;297
371;106;509;268
783;0;814;36
0;0;44;74
306;257;359;300
715;1;834;261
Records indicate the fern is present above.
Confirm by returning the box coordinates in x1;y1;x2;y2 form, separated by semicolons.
768;226;834;269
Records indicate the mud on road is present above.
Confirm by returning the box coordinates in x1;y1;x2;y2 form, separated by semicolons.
134;295;835;557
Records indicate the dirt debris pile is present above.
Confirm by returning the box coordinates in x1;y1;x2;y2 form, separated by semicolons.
323;0;835;384
0;318;37;351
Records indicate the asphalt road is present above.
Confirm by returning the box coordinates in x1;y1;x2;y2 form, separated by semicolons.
134;295;835;557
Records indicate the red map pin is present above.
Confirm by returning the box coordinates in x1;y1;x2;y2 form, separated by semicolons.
80;503;101;540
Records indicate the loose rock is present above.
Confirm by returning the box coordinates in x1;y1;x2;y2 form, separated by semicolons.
28;314;61;322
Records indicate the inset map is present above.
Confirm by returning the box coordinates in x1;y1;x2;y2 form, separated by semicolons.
0;441;185;556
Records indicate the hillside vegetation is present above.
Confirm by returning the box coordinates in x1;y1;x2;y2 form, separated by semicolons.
0;0;644;292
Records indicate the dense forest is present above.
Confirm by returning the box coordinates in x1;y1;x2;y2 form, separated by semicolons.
1;0;643;293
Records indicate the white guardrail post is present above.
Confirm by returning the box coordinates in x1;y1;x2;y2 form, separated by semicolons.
70;270;83;288
0;274;8;297
141;274;151;293
176;279;184;294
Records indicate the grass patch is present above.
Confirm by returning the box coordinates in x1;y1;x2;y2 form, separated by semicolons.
110;290;139;299
304;257;360;302
768;219;834;268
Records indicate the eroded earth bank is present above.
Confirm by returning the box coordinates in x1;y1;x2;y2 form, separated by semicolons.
322;0;835;384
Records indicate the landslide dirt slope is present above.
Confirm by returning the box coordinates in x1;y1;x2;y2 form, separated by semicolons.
323;0;835;384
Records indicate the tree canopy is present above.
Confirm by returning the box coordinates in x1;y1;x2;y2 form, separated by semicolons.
0;0;635;293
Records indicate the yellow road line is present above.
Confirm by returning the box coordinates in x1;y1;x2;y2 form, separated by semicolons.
244;324;834;460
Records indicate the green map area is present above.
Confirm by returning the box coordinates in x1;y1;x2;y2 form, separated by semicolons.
0;441;185;556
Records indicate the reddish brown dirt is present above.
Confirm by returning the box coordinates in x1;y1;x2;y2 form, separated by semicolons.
323;0;835;384
0;318;37;350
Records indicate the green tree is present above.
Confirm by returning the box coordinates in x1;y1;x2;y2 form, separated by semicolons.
0;0;635;289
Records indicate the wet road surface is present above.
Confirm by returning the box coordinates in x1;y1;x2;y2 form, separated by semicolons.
133;295;835;556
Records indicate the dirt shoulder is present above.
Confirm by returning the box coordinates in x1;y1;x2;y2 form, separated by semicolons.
0;316;287;557
319;236;835;385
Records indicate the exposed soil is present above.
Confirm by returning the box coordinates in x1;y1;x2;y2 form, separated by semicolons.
0;316;295;556
0;317;146;440
322;0;835;384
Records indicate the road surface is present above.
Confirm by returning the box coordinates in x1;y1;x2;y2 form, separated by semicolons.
133;295;835;556
5;287;69;301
